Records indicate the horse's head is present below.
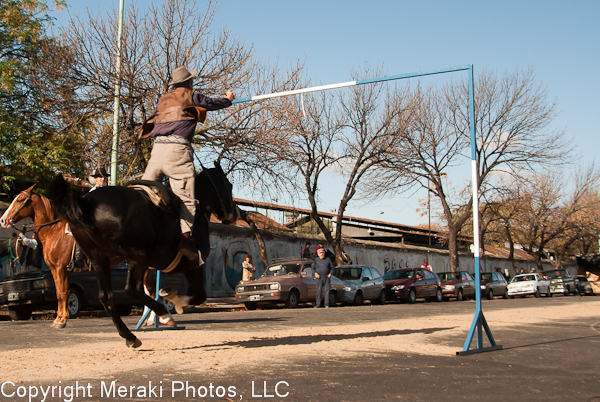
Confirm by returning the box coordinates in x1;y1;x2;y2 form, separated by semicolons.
0;185;37;228
195;161;238;225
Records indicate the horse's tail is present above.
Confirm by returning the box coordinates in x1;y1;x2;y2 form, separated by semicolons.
46;174;88;227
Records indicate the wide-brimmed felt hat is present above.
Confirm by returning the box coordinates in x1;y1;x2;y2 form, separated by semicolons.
169;66;197;86
91;167;109;178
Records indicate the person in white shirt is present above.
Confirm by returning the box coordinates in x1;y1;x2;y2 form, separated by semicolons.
18;232;37;250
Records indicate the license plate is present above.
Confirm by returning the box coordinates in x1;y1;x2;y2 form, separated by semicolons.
249;295;261;301
8;293;19;301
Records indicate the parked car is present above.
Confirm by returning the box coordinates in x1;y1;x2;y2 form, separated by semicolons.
575;275;595;296
333;265;386;305
383;268;442;303
234;258;345;309
0;266;189;320
480;272;509;300
437;271;476;301
541;269;578;296
507;273;551;298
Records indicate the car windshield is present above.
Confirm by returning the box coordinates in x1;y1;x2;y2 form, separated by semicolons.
261;263;300;277
481;273;493;281
438;272;461;281
333;267;362;280
383;270;414;280
544;270;568;278
511;275;535;283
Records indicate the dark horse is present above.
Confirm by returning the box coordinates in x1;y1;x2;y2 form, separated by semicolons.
47;162;237;348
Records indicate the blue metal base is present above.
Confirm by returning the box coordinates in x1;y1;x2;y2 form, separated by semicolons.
132;270;185;332
458;308;501;355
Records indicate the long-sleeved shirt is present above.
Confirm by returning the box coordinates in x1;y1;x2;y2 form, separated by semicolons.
20;235;38;250
152;93;232;141
311;257;333;276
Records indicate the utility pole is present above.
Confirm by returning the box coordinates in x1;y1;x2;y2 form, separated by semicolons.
110;0;125;186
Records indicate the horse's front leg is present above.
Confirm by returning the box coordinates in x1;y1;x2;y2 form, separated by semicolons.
49;263;71;328
126;263;175;327
182;259;207;306
94;259;142;348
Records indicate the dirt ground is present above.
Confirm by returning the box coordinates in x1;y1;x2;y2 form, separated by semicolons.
1;299;599;383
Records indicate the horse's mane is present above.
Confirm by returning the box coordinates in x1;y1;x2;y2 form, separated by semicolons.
39;194;57;221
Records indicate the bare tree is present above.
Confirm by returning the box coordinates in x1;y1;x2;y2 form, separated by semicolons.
271;66;412;265
62;0;259;178
509;165;600;269
371;68;570;271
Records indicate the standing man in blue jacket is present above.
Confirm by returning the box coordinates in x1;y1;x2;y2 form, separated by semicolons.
312;247;334;308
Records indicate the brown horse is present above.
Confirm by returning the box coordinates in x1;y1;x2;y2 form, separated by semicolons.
0;185;75;327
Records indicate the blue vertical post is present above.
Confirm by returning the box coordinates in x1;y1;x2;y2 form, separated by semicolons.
457;65;502;355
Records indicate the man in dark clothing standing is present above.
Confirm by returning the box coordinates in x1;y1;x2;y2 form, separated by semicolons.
301;242;312;258
312;248;334;308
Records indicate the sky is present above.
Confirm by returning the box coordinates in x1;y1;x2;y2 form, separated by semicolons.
51;0;599;227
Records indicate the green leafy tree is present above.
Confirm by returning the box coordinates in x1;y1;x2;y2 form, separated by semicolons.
0;0;88;191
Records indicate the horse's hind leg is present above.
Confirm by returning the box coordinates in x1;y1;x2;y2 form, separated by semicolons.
94;259;142;348
126;263;175;327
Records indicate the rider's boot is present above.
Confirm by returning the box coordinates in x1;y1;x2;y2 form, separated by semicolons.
179;232;198;260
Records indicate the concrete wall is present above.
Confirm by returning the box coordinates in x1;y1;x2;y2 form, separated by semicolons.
203;225;569;297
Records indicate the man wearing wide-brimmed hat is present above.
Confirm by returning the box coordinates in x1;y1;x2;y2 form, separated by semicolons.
90;166;109;192
140;66;235;259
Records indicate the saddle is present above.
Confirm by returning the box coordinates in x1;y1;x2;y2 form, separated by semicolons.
125;180;181;217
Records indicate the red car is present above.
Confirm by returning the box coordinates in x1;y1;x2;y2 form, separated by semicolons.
383;268;442;303
437;271;476;301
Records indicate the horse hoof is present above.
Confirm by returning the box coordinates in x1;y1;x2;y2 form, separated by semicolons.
159;314;176;326
126;338;142;348
55;322;67;329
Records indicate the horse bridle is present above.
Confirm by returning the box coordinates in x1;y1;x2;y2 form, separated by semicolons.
5;190;61;229
5;191;33;227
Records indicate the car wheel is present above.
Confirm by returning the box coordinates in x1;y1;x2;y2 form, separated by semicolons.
244;302;257;310
328;291;336;308
353;291;364;306
285;289;299;309
563;288;570;296
487;288;494;300
503;289;509;299
8;308;32;321
67;287;82;319
546;288;552;297
534;288;541;298
457;289;464;302
408;288;417;304
373;290;386;305
434;288;443;302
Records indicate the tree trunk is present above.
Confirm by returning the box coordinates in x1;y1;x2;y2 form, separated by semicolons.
447;229;460;272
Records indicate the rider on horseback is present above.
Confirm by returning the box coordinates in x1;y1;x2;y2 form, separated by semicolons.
139;66;235;260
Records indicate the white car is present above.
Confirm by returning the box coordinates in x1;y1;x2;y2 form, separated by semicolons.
508;274;552;298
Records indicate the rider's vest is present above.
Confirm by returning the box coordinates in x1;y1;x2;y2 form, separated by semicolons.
137;87;206;141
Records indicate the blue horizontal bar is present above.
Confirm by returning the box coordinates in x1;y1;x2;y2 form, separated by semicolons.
232;65;472;104
356;65;472;86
